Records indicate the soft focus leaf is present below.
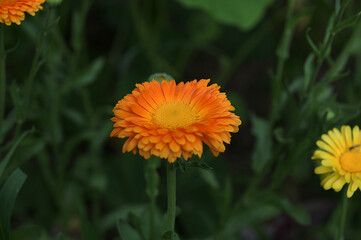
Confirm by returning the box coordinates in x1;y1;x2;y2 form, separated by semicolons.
0;110;16;142
10;82;25;123
161;231;180;240
251;115;272;173
117;219;142;240
56;233;65;240
0;169;27;240
273;127;292;143
332;11;361;34
199;169;219;189
221;201;280;238
265;194;311;226
0;128;34;180
306;29;320;56
126;213;144;239
100;205;147;232
303;53;315;92
176;0;273;31
62;57;105;92
12;225;47;240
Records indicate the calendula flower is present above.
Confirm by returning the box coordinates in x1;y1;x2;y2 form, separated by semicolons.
0;0;46;26
312;125;361;198
110;79;241;163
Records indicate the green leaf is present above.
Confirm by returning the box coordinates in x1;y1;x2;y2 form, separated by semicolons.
305;29;320;56
126;213;145;240
62;58;105;92
199;169;219;189
0;169;27;240
251;115;272;173
273;127;292;143
303;53;315;91
218;177;232;218
176;0;273;31
332;11;361;35
117;219;142;240
161;231;180;240
10;82;25;124
189;161;213;170
265;194;311;226
0;110;16;142
0;128;34;179
221;201;280;237
56;233;65;240
11;225;46;240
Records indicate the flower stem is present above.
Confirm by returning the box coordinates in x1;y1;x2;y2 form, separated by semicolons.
24;7;52;108
146;157;160;240
0;25;6;138
272;0;295;105
337;190;348;240
167;162;176;238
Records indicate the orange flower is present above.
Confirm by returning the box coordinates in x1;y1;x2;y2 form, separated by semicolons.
0;0;46;26
110;79;242;163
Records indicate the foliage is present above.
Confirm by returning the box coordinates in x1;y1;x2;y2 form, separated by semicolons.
1;0;361;239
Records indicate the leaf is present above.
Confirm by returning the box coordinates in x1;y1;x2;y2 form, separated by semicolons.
303;53;315;91
273;127;292;143
221;201;280;237
126;213;145;240
161;231;180;240
11;225;46;240
218;177;232;218
63;108;85;125
251;115;272;173
265;194;311;226
305;29;320;56
176;0;273;31
117;219;142;240
0;110;16;142
186;159;213;170
332;11;361;35
56;233;65;240
0;128;34;179
198;169;219;189
0;169;27;240
62;58;105;92
10;82;25;123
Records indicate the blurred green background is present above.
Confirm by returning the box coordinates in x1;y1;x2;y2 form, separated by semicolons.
1;0;361;239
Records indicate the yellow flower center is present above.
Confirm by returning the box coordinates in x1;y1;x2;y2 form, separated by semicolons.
340;148;361;173
152;102;197;129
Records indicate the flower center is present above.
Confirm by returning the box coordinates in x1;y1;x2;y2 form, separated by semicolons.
152;102;197;129
340;147;361;173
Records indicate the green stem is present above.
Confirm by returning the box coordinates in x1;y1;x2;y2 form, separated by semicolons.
272;0;295;105
337;190;348;240
24;7;52;108
150;194;156;240
148;158;159;240
0;25;6;137
167;162;176;238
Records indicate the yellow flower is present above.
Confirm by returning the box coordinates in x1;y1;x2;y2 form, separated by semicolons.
0;0;46;26
110;79;242;163
312;125;361;198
